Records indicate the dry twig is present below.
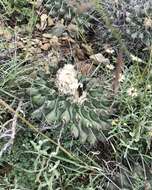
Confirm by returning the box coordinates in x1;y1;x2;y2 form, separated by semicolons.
112;51;124;93
0;101;22;157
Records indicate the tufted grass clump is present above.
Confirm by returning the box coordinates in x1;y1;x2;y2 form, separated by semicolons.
107;56;152;189
110;58;152;158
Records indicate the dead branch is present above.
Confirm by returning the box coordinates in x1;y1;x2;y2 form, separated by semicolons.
0;100;22;158
112;51;124;94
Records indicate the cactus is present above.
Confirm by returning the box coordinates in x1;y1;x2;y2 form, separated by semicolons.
43;0;76;20
43;0;93;29
26;64;111;145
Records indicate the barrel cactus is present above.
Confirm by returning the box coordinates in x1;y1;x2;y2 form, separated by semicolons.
44;0;75;21
26;63;111;145
43;0;93;29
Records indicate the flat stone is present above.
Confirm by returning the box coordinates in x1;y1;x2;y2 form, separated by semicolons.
90;53;110;64
42;33;53;39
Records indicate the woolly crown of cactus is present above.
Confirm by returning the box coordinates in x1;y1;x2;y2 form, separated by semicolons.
56;64;87;103
56;64;78;95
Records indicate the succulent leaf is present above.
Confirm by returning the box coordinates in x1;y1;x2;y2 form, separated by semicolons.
26;87;39;96
87;128;97;145
70;123;79;139
78;124;88;144
31;106;44;120
32;94;45;106
61;109;71;123
45;109;58;124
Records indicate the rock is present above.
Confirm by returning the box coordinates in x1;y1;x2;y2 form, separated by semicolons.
67;23;79;36
47;16;54;27
90;53;110;64
51;23;65;37
42;33;53;39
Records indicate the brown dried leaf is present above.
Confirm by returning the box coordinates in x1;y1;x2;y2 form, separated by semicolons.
76;61;93;76
81;43;93;56
49;36;60;48
39;14;48;31
40;43;51;50
0;162;13;177
60;36;75;44
80;64;93;76
47;16;54;27
75;47;85;60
